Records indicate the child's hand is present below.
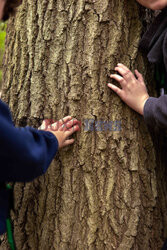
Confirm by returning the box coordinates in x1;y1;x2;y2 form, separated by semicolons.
40;116;80;149
107;63;149;115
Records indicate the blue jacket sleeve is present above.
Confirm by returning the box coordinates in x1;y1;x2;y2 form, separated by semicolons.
144;95;167;130
0;100;58;182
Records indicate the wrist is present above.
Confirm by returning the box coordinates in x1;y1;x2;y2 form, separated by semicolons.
139;95;149;115
49;131;61;148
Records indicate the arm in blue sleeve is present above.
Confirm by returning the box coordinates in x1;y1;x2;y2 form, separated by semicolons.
0;107;58;182
144;95;167;130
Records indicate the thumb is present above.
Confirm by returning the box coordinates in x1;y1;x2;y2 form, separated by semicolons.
135;70;144;83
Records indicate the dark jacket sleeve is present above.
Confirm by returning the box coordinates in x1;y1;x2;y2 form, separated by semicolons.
144;95;167;130
0;101;58;182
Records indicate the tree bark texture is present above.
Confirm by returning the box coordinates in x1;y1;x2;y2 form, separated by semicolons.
0;0;167;249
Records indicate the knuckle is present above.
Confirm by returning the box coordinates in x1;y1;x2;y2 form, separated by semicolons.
127;84;131;89
123;70;130;76
120;78;124;84
116;89;121;95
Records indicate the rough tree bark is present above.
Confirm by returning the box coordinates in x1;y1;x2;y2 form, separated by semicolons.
0;0;167;249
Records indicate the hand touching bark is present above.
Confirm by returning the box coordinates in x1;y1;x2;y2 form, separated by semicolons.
40;116;80;148
107;63;149;115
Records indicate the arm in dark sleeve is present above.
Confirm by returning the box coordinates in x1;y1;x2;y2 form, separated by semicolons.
144;95;167;130
0;107;58;182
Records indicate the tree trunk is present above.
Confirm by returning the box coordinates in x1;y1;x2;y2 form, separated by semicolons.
0;0;166;249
